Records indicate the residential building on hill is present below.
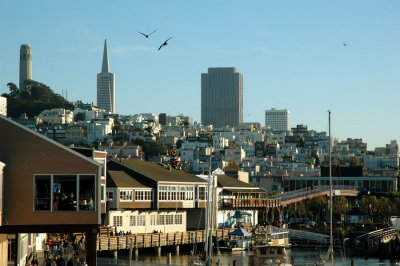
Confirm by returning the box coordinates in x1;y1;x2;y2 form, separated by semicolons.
98;142;142;159
265;108;290;131
0;97;6;116
37;108;74;124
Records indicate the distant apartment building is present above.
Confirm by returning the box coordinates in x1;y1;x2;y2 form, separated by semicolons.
98;142;142;159
225;147;246;164
73;107;101;121
265;108;290;131
37;108;74;124
158;136;180;147
212;135;229;150
0;96;6;116
66;124;87;144
159;113;193;126
38;125;68;143
201;67;243;127
97;39;116;113
375;140;399;156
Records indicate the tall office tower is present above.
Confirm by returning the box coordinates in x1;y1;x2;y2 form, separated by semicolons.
201;67;243;127
97;39;116;113
265;108;291;131
19;44;33;93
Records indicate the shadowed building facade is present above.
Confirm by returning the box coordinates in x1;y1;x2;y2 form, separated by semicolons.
97;39;116;113
0;114;102;265
19;44;32;93
201;67;243;127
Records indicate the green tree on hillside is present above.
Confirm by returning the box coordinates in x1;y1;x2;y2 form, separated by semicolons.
2;80;74;118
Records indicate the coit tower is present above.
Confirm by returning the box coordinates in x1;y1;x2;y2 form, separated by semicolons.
97;39;116;113
19;44;33;93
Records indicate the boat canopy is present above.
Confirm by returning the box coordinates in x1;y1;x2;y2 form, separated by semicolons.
234;210;252;218
228;227;252;236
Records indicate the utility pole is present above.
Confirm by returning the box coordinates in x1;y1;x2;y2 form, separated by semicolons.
328;110;334;262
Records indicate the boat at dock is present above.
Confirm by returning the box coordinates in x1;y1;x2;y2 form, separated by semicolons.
219;227;252;252
248;226;292;266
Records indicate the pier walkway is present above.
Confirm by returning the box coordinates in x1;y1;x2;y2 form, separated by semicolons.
97;228;236;251
354;227;397;248
287;228;343;247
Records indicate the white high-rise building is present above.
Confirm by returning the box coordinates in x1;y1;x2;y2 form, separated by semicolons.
265;108;290;131
0;96;7;116
201;67;243;127
19;44;33;93
97;39;116;113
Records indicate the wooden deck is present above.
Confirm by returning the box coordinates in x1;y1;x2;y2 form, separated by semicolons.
97;228;238;251
220;198;281;209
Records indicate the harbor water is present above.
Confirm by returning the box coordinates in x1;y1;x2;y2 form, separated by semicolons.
98;247;399;266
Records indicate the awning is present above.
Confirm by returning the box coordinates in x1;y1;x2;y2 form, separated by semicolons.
228;227;252;236
234;210;252;218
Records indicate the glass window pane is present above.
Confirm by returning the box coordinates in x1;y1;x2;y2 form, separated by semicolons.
35;175;51;211
53;175;77;211
101;185;105;201
80;175;95;211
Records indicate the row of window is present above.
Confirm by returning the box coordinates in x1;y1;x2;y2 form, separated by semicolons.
119;190;153;201
107;186;208;202
113;214;183;227
159;185;205;201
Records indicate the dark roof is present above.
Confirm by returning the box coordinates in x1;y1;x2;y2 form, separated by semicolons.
107;170;150;188
121;160;208;183
70;146;94;158
217;175;258;188
0;114;99;167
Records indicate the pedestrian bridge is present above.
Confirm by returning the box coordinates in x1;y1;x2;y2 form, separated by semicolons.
220;186;361;209
287;228;343;247
269;185;361;205
354;227;397;248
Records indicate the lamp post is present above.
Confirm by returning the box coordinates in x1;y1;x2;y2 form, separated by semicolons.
205;155;214;266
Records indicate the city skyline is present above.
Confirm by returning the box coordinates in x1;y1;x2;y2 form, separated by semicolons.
0;1;399;149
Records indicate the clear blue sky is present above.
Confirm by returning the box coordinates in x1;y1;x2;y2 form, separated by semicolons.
1;1;399;149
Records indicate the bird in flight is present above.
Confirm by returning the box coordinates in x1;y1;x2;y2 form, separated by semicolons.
342;42;347;46
138;29;157;38
158;36;173;51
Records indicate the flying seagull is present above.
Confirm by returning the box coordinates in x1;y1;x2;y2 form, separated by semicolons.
158;36;173;51
138;29;157;38
342;42;347;46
